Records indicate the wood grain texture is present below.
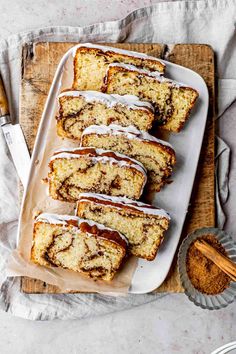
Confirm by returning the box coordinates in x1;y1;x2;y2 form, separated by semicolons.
19;42;215;294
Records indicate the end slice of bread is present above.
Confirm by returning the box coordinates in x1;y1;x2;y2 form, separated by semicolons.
31;213;127;281
73;43;165;91
76;193;170;260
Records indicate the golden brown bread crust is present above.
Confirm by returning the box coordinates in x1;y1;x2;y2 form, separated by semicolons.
74;46;165;72
79;220;127;250
103;64;199;132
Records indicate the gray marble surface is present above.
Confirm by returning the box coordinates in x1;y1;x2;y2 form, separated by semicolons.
0;294;235;354
0;1;235;353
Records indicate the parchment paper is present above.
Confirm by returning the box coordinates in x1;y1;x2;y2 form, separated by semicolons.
0;0;235;320
6;47;137;293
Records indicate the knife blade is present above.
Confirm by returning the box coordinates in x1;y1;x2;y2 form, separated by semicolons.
0;74;31;189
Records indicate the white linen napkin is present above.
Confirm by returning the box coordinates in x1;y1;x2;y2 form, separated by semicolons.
0;0;236;320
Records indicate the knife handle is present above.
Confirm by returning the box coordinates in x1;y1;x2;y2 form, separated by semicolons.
0;75;9;116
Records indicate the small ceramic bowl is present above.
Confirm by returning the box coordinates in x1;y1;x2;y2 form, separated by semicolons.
178;227;236;310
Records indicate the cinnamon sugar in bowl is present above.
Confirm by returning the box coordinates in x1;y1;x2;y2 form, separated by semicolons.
178;227;236;310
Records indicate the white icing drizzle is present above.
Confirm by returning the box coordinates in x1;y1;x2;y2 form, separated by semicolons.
35;213;128;245
36;213;79;225
51;147;146;174
108;63;187;88
82;124;174;149
78;193;170;220
50;147;147;193
72;43;165;70
58;91;154;112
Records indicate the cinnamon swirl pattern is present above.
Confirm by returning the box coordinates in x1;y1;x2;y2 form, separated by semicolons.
81;124;176;191
57;91;155;140
76;193;170;260
48;147;147;202
31;214;128;281
104;63;199;132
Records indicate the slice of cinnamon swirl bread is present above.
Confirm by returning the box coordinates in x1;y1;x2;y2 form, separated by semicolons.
57;91;155;140
104;63;199;132
48;147;147;202
81;124;176;191
73;43;165;91
76;193;170;261
31;213;127;281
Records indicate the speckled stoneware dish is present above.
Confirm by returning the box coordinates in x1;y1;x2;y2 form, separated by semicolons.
178;227;236;310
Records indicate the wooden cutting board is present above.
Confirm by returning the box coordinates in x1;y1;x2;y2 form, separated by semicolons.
19;42;215;294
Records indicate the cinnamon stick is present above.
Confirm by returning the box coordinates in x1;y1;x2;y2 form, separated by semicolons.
194;240;236;282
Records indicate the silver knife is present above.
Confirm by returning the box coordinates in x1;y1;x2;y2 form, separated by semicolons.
0;74;31;189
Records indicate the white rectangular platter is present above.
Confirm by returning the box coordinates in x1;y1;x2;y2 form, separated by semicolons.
18;44;209;294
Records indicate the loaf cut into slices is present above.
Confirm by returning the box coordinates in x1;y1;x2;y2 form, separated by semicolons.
81;124;176;191
104;63;199;132
48;147;147;202
31;213;128;281
76;193;170;260
57;91;155;140
73;43;165;91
